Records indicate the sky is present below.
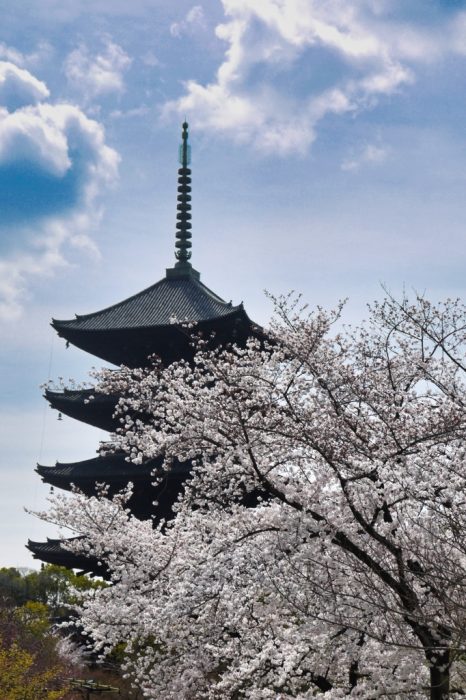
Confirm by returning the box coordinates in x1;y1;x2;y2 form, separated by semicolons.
1;0;465;568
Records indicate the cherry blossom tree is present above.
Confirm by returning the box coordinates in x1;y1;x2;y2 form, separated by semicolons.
41;293;466;699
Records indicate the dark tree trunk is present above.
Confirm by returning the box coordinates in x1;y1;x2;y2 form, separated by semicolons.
429;652;450;700
407;617;451;700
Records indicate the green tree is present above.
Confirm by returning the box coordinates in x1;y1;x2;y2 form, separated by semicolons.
0;565;105;616
0;603;75;699
0;642;66;700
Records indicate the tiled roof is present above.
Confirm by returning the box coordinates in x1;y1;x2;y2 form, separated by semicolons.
45;388;114;404
27;537;80;555
36;453;188;482
27;538;107;576
52;275;240;333
44;389;119;432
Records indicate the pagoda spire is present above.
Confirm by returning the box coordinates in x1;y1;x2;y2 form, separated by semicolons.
166;121;200;280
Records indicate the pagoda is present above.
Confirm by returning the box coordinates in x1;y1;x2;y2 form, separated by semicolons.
28;123;257;574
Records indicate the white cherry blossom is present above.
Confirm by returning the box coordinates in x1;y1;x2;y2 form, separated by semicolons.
39;293;466;699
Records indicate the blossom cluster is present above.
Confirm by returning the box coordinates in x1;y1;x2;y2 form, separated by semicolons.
40;294;466;699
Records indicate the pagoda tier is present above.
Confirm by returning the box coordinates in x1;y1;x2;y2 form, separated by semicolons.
36;453;191;522
45;388;118;432
27;538;108;578
52;275;256;368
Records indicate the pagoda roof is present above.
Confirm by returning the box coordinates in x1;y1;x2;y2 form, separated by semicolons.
52;275;242;334
51;275;254;367
27;538;108;577
45;388;118;432
37;453;191;523
46;387;101;403
36;453;189;488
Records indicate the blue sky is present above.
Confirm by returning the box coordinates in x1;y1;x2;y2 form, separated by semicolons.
1;0;465;567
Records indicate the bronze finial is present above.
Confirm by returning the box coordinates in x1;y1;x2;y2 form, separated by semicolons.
166;122;200;280
175;122;192;263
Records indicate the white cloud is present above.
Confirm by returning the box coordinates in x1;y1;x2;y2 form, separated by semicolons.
0;41;54;69
141;50;161;68
341;142;388;171
163;0;465;155
109;105;150;120
23;41;55;67
0;97;118;187
449;11;466;56
0;238;66;322
170;5;206;38
0;62;49;110
0;61;119;320
0;43;25;66
0;212;102;321
64;38;132;99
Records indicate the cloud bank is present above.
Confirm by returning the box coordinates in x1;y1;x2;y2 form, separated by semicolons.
64;39;132;99
165;0;466;154
0;60;119;320
0;62;49;110
170;5;207;38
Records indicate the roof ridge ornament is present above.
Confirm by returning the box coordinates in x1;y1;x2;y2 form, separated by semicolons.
166;121;200;281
